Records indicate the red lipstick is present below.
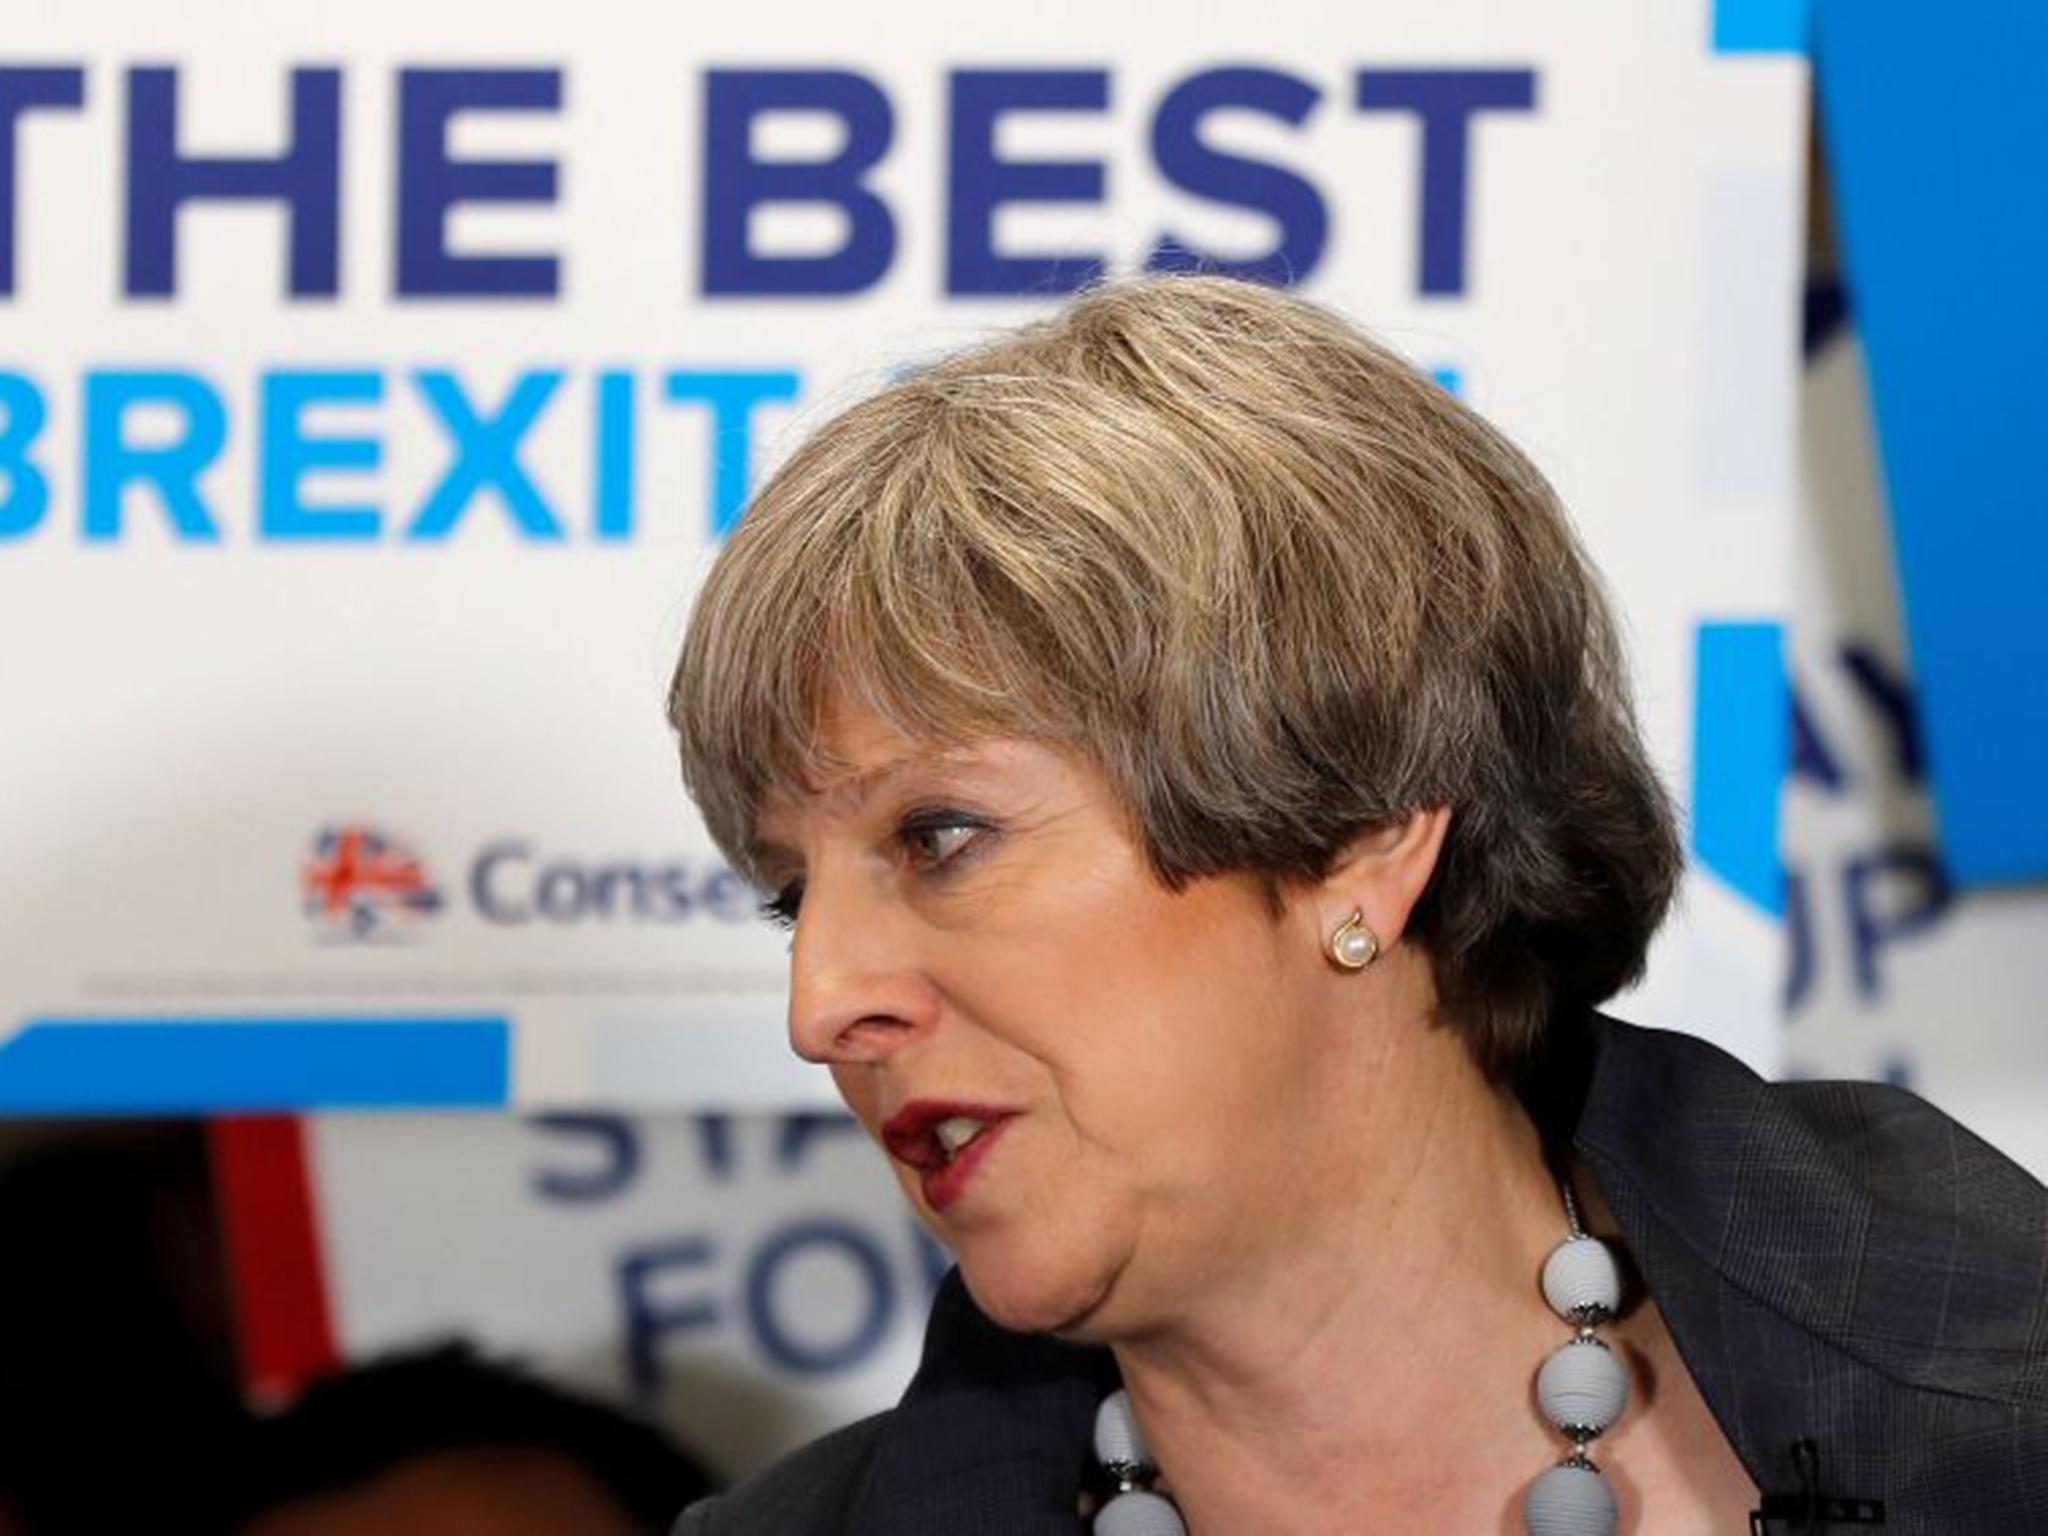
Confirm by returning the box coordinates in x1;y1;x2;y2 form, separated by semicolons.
880;1100;1017;1213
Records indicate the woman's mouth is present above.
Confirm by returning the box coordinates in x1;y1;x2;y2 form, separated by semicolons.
881;1101;1017;1213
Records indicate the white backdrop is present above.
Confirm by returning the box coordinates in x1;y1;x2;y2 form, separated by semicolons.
0;2;1803;1112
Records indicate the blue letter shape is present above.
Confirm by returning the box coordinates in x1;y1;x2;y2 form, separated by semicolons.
663;370;801;537
1843;844;1950;1000
0;67;85;296
82;371;227;542
396;69;562;297
1690;619;1787;916
407;370;566;540
593;369;634;541
260;370;383;540
948;70;1110;296
744;1219;894;1375
618;1238;721;1395
528;1114;643;1203
0;371;50;538
125;66;341;298
702;70;895;297
1354;69;1537;297
1147;67;1326;286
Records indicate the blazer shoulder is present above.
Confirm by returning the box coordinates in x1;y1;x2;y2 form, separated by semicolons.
671;1412;888;1536
1583;1018;2048;1411
1771;1072;2048;1400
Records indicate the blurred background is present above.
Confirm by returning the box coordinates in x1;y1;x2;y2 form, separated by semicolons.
1;2;2042;1529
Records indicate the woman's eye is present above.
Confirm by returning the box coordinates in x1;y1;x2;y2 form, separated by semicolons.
759;882;804;930
756;818;984;932
901;816;983;870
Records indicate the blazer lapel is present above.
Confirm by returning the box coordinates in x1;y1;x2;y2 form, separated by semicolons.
847;1271;1117;1536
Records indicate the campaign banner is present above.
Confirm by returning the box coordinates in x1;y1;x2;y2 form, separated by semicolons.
1784;312;2048;1182
0;2;1804;1110
291;1108;933;1480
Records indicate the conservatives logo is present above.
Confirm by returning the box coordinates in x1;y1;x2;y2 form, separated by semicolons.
301;824;445;941
298;827;757;941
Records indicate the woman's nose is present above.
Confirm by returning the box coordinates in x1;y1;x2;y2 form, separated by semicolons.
785;869;940;1066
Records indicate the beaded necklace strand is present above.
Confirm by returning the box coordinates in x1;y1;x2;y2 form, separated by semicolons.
1089;1183;1630;1536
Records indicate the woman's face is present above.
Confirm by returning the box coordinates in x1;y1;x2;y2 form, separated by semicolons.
751;699;1356;1340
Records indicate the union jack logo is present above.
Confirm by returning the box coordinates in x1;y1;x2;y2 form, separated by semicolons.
302;824;444;940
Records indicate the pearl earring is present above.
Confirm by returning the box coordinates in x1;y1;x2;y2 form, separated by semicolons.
1325;910;1380;971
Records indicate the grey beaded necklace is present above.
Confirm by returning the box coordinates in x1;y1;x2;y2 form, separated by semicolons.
1089;1183;1630;1536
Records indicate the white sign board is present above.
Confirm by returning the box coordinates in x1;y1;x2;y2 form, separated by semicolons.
307;1108;934;1479
0;3;1804;1110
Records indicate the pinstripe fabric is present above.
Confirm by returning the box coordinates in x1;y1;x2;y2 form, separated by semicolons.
1572;1021;2048;1532
676;1015;2048;1534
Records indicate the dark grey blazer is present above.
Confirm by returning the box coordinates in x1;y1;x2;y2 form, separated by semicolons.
675;1016;2048;1534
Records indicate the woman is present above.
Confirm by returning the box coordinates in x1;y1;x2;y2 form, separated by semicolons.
666;277;2048;1534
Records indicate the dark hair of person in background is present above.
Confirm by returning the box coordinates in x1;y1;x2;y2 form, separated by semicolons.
225;1342;716;1535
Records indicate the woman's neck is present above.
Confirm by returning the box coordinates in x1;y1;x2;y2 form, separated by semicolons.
1106;1010;1571;1532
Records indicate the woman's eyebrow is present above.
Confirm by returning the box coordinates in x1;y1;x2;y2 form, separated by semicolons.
751;744;1007;864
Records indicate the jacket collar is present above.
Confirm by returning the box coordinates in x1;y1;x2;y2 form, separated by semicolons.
847;1269;1115;1535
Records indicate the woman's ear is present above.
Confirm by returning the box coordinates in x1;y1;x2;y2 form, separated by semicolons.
1318;807;1451;953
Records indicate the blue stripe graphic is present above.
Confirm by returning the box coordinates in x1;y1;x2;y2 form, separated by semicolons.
1692;620;1788;916
1714;0;1809;53
0;1017;510;1113
1814;0;2048;884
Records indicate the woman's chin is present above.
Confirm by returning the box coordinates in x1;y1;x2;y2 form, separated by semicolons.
955;1244;1123;1339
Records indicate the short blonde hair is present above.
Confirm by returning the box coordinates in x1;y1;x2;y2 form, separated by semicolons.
669;275;1679;1081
